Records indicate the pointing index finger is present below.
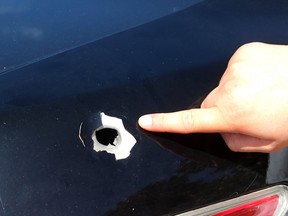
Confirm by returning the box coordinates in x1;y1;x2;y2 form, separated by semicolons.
138;107;232;134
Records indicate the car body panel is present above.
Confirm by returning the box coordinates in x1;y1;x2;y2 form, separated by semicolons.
0;0;202;73
0;0;288;215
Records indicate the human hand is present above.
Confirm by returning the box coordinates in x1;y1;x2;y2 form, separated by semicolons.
138;42;288;153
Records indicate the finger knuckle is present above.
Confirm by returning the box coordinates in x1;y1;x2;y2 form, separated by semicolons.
232;42;265;61
237;42;263;53
180;111;194;132
159;114;167;128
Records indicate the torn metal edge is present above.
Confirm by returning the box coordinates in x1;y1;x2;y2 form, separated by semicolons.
78;112;137;160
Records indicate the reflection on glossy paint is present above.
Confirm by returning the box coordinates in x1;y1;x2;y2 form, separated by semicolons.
21;27;43;40
0;0;31;15
0;0;203;73
267;148;288;184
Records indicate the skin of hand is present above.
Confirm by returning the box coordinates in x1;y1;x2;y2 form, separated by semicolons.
138;42;288;153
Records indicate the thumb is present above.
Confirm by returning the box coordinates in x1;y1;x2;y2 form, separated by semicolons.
138;107;231;134
221;133;275;153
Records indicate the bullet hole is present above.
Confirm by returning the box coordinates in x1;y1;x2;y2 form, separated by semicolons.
79;112;137;160
95;128;119;146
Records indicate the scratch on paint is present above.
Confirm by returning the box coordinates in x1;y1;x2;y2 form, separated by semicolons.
244;174;258;193
0;195;5;214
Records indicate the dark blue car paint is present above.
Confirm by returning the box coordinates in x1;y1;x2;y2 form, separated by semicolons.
0;0;288;215
0;0;202;73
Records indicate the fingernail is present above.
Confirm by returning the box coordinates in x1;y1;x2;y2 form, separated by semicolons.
138;115;152;128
